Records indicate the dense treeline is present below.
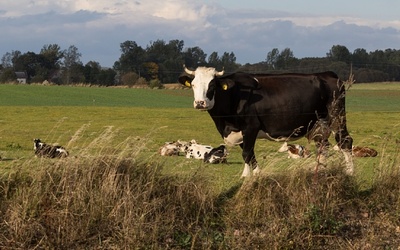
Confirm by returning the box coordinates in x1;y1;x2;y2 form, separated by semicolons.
1;40;399;85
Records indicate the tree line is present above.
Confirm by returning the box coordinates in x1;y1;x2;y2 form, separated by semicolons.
1;40;399;86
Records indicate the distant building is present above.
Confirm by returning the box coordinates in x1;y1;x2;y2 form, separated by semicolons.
15;71;27;84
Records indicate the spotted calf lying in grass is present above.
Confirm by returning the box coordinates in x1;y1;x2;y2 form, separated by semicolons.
33;139;69;158
278;142;311;159
158;140;194;156
185;142;228;164
159;139;228;163
203;145;228;164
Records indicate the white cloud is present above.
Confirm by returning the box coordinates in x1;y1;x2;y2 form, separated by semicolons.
0;0;399;67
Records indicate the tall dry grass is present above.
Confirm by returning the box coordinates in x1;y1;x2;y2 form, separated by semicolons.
0;128;399;249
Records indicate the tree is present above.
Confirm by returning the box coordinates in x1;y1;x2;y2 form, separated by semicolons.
266;48;280;69
0;68;16;83
327;45;351;63
62;45;83;84
1;50;21;69
114;41;145;74
13;51;42;82
352;48;369;67
220;52;239;73
141;62;159;80
276;48;297;70
145;39;184;82
98;68;117;86
183;46;207;68
207;52;220;68
83;61;101;84
40;44;63;81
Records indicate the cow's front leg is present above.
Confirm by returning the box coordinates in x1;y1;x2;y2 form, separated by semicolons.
240;132;260;178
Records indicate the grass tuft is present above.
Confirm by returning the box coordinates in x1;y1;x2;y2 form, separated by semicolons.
0;129;399;249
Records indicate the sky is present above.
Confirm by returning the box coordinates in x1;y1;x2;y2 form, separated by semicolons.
1;0;399;67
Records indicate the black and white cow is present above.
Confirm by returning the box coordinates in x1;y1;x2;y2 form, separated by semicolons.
178;66;354;177
33;139;69;158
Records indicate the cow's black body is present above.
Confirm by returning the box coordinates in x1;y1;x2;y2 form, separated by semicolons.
179;68;353;177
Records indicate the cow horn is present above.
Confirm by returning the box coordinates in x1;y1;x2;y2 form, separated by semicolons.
183;64;195;76
215;67;224;76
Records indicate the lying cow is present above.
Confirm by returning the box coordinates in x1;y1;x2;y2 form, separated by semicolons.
33;138;69;158
185;142;228;163
352;146;378;157
204;145;228;163
185;143;213;160
159;140;195;156
278;142;311;159
159;142;181;156
333;145;378;157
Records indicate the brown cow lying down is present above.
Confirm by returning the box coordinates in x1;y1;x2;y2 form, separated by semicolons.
351;146;378;157
333;144;378;157
278;142;311;159
34;138;69;158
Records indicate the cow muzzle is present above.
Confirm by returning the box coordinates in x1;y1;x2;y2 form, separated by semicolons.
194;100;207;110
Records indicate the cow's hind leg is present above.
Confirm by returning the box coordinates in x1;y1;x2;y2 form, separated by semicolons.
308;119;332;167
329;90;354;175
335;130;354;175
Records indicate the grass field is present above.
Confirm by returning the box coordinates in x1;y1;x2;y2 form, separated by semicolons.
1;83;400;177
1;82;400;248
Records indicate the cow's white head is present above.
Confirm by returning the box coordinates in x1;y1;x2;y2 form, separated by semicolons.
178;65;224;110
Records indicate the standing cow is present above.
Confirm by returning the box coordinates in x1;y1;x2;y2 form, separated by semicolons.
178;66;353;177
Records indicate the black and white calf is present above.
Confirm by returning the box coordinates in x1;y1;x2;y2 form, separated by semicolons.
204;145;228;163
185;142;228;164
159;140;194;156
33;139;69;158
185;142;213;160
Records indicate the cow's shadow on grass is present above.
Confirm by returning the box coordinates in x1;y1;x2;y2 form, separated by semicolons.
215;182;243;206
0;157;15;162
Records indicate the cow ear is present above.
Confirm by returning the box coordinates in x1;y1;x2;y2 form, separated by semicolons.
178;75;193;87
220;79;234;91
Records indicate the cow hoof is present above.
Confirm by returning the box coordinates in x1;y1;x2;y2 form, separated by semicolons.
240;163;252;178
253;166;261;175
345;167;354;176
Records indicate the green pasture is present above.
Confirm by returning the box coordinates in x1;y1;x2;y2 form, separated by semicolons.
0;83;400;187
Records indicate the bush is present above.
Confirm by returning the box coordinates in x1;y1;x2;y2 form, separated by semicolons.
149;79;163;89
121;72;139;87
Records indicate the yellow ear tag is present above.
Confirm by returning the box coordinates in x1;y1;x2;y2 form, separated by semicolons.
222;83;228;90
185;81;191;87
